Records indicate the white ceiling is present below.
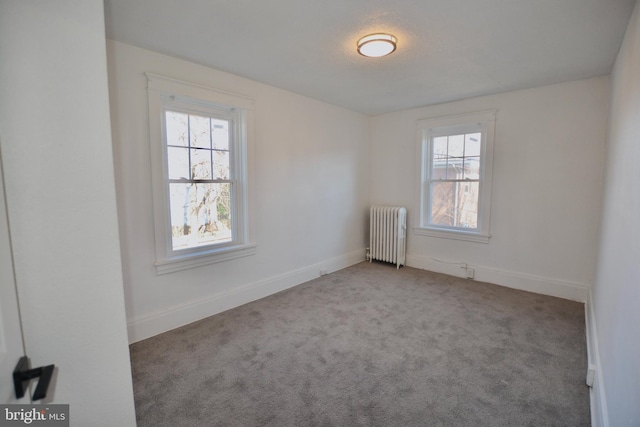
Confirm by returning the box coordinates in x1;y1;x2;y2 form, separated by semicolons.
104;0;636;115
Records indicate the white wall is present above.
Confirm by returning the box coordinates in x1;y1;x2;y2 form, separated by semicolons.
591;1;640;425
0;2;136;426
107;41;371;342
371;77;609;301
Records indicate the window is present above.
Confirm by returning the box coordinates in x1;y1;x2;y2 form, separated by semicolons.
147;74;255;274
415;110;496;243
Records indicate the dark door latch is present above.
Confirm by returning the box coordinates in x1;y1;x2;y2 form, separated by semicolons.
13;356;55;401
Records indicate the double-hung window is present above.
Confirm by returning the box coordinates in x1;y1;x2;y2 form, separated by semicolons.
147;74;255;273
416;110;496;243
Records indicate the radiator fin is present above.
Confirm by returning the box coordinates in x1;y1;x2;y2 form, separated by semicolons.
369;206;407;269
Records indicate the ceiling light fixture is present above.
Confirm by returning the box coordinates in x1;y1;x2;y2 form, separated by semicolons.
357;33;397;58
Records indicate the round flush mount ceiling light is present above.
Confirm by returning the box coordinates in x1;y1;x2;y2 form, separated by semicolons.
357;33;397;57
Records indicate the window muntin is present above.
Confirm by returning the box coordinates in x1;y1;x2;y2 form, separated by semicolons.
416;110;496;243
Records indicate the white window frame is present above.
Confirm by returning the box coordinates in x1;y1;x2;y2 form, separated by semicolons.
147;73;255;274
415;110;497;243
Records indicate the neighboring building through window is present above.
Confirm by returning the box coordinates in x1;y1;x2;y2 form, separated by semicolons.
415;110;496;243
147;74;255;274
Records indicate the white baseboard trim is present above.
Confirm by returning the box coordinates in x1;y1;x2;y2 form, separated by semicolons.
127;249;366;343
585;291;609;427
406;254;589;302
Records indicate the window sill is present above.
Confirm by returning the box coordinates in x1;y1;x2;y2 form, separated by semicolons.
413;227;490;243
154;242;257;275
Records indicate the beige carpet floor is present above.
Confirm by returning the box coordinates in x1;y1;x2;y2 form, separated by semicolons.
130;261;589;426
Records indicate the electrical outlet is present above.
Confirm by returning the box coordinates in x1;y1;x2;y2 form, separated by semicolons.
465;268;475;279
586;365;596;387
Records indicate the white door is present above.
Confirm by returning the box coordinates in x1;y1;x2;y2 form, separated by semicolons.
0;147;29;403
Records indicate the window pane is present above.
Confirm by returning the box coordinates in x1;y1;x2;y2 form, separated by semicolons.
432;136;448;179
431;181;479;229
465;133;481;156
447;134;464;178
433;136;448;161
165;111;188;147
213;150;230;179
189;115;211;148
448;134;465;157
464;133;481;180
167;147;189;179
212;120;229;150
431;181;456;226
458;181;479;229
169;183;233;251
464;156;480;180
191;149;212;179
